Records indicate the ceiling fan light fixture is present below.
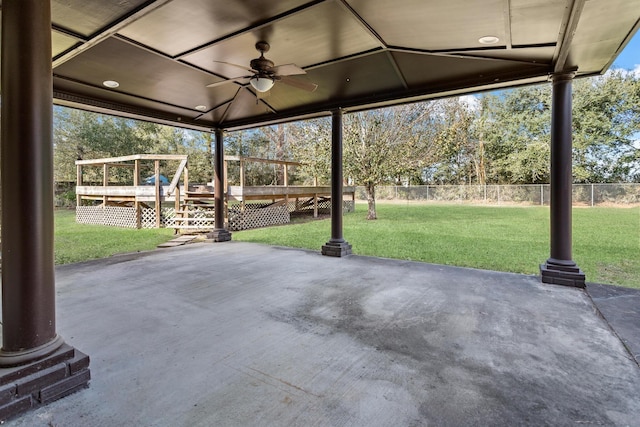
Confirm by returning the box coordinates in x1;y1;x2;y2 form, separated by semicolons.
250;76;275;93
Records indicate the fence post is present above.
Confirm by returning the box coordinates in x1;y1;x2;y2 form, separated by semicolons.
497;185;500;205
541;184;544;206
591;184;594;207
426;185;429;201
484;184;487;203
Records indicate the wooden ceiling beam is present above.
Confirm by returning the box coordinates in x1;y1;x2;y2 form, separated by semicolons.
553;0;587;73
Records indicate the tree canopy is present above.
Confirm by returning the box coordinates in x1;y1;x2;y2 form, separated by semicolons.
52;70;640;217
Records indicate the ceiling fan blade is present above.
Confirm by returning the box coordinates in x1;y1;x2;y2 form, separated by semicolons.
279;75;318;92
206;76;252;88
256;89;271;100
271;63;306;76
212;60;254;75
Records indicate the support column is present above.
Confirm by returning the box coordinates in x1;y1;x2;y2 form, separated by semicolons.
540;72;585;287
322;109;352;257
207;129;231;242
0;0;90;421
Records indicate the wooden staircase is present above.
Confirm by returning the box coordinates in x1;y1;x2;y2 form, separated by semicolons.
169;189;217;232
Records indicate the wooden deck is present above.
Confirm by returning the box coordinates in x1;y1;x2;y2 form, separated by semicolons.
228;185;355;201
75;154;355;231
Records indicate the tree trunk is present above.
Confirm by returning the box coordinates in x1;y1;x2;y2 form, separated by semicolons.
365;183;377;220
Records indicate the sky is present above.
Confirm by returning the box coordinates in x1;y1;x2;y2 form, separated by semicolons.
612;30;640;73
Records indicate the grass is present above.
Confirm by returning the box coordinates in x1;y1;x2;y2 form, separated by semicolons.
234;203;640;289
52;204;639;289
54;209;174;265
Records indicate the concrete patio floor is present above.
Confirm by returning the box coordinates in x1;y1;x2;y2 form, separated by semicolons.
4;241;640;426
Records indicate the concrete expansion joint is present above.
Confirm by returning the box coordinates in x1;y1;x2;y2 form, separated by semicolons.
584;291;640;369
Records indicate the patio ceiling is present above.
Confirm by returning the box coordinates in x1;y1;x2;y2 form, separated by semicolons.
6;0;640;130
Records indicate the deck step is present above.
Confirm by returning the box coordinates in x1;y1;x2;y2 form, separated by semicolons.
157;235;198;248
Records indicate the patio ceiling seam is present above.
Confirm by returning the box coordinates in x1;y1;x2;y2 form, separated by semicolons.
221;67;551;130
503;0;513;50
333;0;409;89
387;45;552;67
172;0;330;60
52;0;174;68
112;33;238;84
51;25;88;42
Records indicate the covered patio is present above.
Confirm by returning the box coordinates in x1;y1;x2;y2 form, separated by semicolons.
1;0;639;422
4;241;640;426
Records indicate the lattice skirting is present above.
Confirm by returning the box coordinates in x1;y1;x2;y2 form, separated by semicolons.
228;203;290;231
76;206;137;228
76;199;353;230
288;197;354;214
139;207;186;229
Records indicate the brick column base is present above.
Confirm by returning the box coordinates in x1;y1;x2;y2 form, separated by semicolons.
540;259;585;288
205;229;232;242
0;344;90;422
321;240;352;257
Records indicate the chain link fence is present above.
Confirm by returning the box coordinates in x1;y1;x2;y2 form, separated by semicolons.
355;184;640;207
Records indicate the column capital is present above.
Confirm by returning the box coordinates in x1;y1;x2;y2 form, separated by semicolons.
549;68;577;83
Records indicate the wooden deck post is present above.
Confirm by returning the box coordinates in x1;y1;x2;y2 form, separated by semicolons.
134;159;141;228
0;0;90;417
223;160;229;223
103;163;109;207
207;129;231;242
76;164;83;206
322;109;351;257
154;160;161;228
314;194;318;218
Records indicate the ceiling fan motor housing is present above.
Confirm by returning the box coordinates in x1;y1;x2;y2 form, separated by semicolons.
250;56;275;74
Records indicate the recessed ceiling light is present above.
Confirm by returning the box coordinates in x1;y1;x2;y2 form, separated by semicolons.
103;80;120;88
478;36;500;45
195;105;208;111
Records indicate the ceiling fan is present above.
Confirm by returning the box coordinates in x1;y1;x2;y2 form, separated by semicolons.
206;41;318;96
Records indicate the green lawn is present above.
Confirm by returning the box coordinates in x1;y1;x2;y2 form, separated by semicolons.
53;204;639;288
54;209;174;265
234;203;640;289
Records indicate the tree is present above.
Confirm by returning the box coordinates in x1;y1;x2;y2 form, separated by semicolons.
344;103;437;220
286;118;332;185
54;107;160;183
428;97;481;184
477;85;552;184
224;129;276;185
571;71;640;182
475;71;640;184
